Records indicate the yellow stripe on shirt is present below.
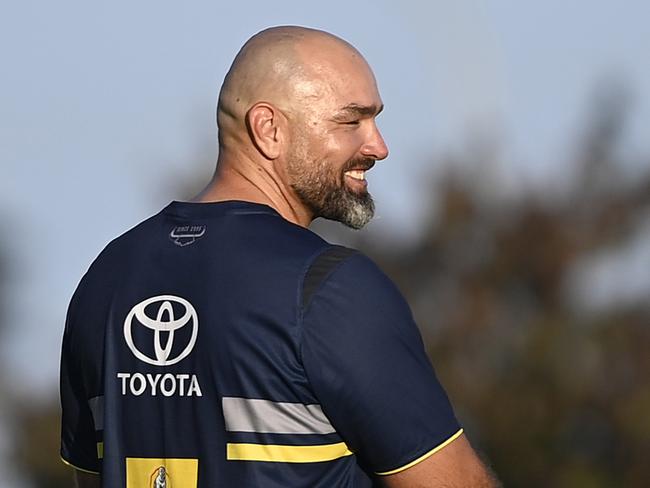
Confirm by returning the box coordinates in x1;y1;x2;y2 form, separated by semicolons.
60;456;100;475
376;428;464;476
227;442;353;463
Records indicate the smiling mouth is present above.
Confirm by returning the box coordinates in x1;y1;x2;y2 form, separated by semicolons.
343;160;375;185
344;169;367;181
343;169;370;193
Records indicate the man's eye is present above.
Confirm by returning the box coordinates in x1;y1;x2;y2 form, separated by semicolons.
344;120;360;126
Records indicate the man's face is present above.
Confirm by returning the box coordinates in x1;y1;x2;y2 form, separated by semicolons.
285;54;388;229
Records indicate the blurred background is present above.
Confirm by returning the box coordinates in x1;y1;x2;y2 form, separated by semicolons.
2;1;649;486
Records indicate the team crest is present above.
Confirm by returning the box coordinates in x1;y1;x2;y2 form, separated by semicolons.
151;466;169;488
126;457;198;488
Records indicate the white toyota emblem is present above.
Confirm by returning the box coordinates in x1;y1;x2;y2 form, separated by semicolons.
123;295;198;366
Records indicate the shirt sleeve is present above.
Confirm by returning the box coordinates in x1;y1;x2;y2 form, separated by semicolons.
60;298;101;474
300;252;461;475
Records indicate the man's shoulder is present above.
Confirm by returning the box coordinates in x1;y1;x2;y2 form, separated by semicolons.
300;246;403;312
78;211;162;276
304;247;391;285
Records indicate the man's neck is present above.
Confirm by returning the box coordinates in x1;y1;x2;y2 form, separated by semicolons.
192;154;313;228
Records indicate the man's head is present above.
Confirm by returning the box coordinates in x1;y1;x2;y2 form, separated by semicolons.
217;26;388;229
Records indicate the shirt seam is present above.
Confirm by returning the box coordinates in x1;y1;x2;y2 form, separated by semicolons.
295;248;362;428
296;248;361;366
296;244;360;385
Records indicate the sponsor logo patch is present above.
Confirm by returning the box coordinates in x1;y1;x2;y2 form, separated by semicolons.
124;295;198;366
120;295;202;397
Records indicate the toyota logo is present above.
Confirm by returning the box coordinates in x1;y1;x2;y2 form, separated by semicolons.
123;295;198;366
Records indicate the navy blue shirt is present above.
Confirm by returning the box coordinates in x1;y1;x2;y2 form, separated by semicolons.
60;201;461;487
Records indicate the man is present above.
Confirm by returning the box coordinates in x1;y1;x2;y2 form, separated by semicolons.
61;26;499;487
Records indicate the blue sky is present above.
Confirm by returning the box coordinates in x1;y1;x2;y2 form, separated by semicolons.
2;0;649;399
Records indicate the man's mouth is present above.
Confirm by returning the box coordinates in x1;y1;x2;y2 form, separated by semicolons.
344;169;367;181
343;168;372;193
343;160;375;189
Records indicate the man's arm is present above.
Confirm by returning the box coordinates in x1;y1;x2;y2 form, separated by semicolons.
381;433;500;488
73;470;100;488
301;251;500;482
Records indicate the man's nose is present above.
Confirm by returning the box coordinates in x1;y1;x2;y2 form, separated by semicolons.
361;123;389;161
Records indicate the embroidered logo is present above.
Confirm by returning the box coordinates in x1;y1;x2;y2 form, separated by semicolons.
169;225;206;247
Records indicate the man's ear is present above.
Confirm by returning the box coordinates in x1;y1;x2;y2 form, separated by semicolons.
246;102;284;160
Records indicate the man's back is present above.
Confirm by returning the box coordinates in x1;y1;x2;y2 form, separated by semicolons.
61;26;500;488
61;200;464;487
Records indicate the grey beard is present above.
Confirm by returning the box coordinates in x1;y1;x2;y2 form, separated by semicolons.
292;179;375;230
287;151;376;229
315;184;375;229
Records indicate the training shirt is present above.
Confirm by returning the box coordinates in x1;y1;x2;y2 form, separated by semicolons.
60;200;461;487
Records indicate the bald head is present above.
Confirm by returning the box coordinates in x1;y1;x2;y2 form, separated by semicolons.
203;26;387;230
216;26;371;149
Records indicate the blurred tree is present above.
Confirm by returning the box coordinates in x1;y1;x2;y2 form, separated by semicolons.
0;218;12;363
13;400;73;488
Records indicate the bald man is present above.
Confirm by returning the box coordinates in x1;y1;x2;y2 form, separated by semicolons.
60;27;499;487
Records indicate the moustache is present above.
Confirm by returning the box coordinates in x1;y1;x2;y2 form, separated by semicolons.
342;157;376;172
